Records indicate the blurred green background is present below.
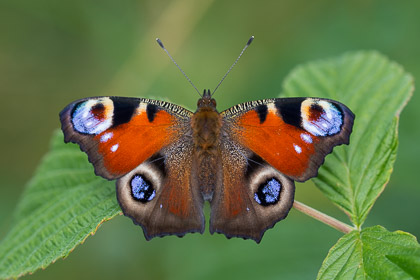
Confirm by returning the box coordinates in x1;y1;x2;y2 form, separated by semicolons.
0;0;419;279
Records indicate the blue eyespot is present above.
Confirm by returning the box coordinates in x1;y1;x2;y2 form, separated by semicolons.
254;178;281;206
131;175;156;203
71;99;113;135
302;100;343;136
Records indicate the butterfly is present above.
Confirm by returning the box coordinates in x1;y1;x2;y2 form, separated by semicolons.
60;92;354;243
59;38;355;243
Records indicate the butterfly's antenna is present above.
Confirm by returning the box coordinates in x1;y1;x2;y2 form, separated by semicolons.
212;35;254;96
156;38;202;97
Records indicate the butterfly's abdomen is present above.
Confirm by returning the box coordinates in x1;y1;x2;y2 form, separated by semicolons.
191;108;222;200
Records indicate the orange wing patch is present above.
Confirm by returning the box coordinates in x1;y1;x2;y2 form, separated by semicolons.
234;107;319;179
95;110;178;177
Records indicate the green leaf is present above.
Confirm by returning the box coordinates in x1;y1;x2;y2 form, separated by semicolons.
317;226;420;280
0;131;121;279
282;51;413;227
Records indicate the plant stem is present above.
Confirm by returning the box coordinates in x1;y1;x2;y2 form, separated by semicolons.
293;200;354;234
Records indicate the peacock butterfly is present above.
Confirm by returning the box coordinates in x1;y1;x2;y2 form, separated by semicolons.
60;37;354;243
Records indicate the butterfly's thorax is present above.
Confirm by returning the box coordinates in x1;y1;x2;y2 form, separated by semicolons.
191;92;222;201
192;107;221;152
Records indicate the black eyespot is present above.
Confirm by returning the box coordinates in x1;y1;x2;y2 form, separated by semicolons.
254;178;281;206
275;98;303;128
110;97;139;127
255;104;268;124
130;175;156;203
146;104;158;122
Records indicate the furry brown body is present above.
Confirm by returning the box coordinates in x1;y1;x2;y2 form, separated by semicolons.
191;89;222;201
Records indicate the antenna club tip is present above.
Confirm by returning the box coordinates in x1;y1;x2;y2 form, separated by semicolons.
156;38;165;49
247;36;254;46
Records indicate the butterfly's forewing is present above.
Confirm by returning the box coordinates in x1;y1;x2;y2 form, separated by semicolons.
60;97;205;239
223;97;354;182
60;96;189;179
209;97;354;242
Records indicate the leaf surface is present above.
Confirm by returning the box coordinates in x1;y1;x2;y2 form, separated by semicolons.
0;131;121;279
318;226;420;280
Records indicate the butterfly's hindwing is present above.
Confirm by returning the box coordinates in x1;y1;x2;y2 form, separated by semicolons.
117;144;205;240
210;140;295;243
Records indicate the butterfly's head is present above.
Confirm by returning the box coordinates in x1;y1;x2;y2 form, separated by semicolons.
197;89;216;109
